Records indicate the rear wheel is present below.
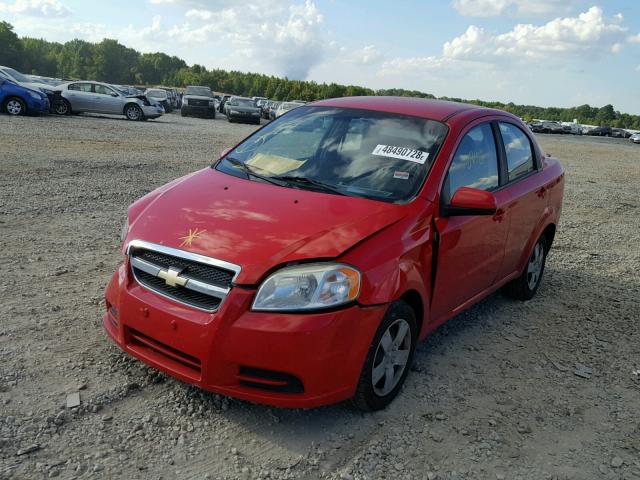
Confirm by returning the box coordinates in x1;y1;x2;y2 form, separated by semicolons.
4;97;26;115
503;235;547;300
54;99;71;116
351;301;417;411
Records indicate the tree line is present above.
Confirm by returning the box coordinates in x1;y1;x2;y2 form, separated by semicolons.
2;21;638;129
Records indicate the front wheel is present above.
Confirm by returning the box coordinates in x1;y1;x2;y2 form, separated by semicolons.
351;301;417;411
125;104;143;121
503;235;547;300
4;97;26;115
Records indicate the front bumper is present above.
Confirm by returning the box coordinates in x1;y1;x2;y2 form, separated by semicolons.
142;105;164;118
28;96;50;114
181;105;216;117
103;262;385;408
228;112;261;123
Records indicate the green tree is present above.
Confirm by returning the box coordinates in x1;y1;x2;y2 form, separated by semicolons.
0;22;23;69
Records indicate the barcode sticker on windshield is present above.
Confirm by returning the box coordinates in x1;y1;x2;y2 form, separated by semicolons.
372;145;429;164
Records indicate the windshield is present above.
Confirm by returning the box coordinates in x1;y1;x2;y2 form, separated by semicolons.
3;67;30;83
146;90;166;98
216;106;448;203
185;86;212;97
230;98;255;107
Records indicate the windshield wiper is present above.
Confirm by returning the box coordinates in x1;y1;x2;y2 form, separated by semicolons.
270;175;348;196
222;157;285;186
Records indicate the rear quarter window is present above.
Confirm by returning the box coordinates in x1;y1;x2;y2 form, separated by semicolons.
499;122;535;182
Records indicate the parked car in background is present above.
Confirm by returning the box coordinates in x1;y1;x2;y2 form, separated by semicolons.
26;74;63;87
105;97;564;411
0;78;50;115
268;101;281;120
275;101;302;118
585;126;612;136
0;65;53;94
219;94;231;113
611;128;631;139
538;121;565;134
562;124;582;135
225;96;261;124
261;100;276;119
145;88;172;113
181;85;217;118
629;132;640;144
55;81;164;121
159;87;179;109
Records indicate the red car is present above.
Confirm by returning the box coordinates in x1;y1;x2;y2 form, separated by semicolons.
104;97;564;410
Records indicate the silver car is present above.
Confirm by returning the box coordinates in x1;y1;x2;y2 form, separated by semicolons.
630;132;640;144
55;81;164;120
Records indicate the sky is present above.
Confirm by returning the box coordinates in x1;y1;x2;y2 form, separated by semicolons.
1;0;640;113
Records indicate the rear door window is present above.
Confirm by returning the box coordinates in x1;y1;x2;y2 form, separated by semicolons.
68;83;92;93
499;122;535;182
443;123;499;203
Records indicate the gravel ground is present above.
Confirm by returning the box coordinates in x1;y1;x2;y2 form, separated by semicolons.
1;111;639;480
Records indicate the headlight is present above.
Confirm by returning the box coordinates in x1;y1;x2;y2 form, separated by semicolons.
252;263;361;311
208;100;215;106
120;217;129;242
229;109;239;115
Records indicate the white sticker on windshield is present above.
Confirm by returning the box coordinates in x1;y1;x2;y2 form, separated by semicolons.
393;171;410;180
372;144;429;165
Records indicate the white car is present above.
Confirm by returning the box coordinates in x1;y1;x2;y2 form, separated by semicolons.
0;65;53;94
275;101;303;118
630;132;640;144
55;81;165;121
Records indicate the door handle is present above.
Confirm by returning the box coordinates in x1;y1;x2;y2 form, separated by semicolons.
492;208;505;223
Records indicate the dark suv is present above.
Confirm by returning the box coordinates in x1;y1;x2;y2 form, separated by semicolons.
181;86;216;119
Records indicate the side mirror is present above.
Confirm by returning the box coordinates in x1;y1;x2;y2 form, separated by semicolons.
443;187;497;216
220;147;232;159
111;92;118;97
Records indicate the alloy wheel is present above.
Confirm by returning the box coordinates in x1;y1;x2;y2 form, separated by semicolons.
6;99;23;115
527;242;544;290
372;318;412;396
126;106;140;120
55;102;68;115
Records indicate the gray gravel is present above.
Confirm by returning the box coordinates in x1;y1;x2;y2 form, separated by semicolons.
1;111;639;480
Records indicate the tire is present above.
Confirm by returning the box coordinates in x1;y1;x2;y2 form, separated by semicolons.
54;99;71;116
4;97;26;115
502;235;547;301
124;104;143;121
351;300;417;411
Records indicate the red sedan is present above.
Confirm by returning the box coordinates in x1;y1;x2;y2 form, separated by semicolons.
104;96;564;410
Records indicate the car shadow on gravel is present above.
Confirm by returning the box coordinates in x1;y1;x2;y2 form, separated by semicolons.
188;259;638;449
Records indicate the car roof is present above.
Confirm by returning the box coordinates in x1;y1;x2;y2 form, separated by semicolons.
311;96;498;122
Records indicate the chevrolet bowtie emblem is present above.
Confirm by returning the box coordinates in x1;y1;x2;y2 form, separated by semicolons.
158;267;187;287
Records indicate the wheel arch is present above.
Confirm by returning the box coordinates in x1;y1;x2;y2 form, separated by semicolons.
399;289;424;338
123;101;141;113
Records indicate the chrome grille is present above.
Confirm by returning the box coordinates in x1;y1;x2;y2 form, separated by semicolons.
127;240;240;312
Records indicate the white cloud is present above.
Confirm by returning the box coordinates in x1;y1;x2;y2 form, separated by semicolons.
629;33;640;44
452;0;573;17
0;0;70;17
171;0;325;79
443;7;627;61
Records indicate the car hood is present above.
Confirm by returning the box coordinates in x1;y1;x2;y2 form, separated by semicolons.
126;168;408;284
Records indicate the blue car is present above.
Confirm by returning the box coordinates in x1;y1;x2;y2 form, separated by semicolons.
0;79;50;116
